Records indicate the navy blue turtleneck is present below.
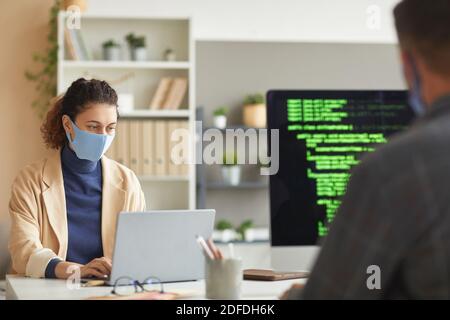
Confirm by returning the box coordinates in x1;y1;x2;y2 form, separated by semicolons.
45;144;103;278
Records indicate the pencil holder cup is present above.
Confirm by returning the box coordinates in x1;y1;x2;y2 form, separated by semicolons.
205;258;243;299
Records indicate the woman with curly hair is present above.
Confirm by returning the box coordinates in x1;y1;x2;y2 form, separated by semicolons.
8;78;145;279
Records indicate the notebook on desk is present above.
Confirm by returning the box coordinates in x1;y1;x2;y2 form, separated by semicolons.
243;269;309;281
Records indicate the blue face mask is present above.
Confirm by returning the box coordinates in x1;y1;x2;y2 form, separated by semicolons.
65;118;115;162
408;58;427;116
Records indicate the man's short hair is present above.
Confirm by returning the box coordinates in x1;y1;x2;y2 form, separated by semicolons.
394;0;450;76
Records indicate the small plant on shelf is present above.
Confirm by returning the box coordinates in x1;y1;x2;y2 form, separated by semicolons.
164;48;176;61
243;93;265;106
214;219;257;242
125;33;147;61
221;152;241;186
102;39;121;61
102;39;120;48
214;219;236;242
236;219;254;241
243;93;266;128
216;219;234;231
125;33;146;48
213;106;228;129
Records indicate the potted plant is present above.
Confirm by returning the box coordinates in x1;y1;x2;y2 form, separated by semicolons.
222;152;241;186
236;220;253;241
102;39;121;61
243;93;266;128
125;33;147;61
214;219;237;242
213;106;228;129
164;48;176;61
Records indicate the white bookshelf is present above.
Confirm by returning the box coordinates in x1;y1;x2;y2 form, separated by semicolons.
62;60;191;70
138;176;190;182
120;109;190;118
57;12;196;210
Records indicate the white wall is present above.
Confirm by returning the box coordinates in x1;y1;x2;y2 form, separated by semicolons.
87;0;401;43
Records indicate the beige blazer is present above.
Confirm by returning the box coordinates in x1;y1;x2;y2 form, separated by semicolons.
8;150;146;278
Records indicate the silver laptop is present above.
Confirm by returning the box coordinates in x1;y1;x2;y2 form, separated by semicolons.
108;209;215;284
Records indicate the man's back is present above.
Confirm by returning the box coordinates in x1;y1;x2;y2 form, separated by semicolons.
300;95;450;299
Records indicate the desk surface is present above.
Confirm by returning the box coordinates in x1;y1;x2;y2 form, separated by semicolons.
6;275;305;300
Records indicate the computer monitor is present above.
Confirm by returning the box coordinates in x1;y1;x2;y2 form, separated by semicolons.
267;90;414;271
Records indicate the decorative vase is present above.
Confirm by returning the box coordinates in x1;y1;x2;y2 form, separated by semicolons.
222;166;241;186
131;47;147;61
213;115;227;129
103;46;121;61
243;103;266;128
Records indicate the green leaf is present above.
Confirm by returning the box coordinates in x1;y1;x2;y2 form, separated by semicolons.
24;0;60;118
213;106;228;116
216;219;234;231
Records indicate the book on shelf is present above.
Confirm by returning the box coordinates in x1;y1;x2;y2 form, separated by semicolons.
129;120;143;175
65;27;92;60
149;77;188;110
64;28;77;60
114;121;130;167
142;120;155;175
149;77;172;110
154;120;168;176
161;77;188;110
75;28;92;60
108;119;189;178
178;120;189;177
167;121;179;176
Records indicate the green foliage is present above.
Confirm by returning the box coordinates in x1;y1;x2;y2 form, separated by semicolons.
125;33;146;48
24;0;61;119
236;219;254;240
213;106;228;116
222;152;238;166
102;39;120;48
243;93;265;105
216;219;233;231
215;219;255;241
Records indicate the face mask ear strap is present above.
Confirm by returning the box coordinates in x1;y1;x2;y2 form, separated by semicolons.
64;115;75;143
406;52;421;89
405;52;427;116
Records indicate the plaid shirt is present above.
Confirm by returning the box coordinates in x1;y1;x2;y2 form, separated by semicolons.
294;94;450;299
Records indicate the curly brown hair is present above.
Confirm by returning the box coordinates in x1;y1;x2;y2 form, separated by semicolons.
41;78;119;149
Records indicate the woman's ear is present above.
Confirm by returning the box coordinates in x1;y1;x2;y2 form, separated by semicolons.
62;115;73;141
